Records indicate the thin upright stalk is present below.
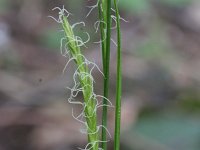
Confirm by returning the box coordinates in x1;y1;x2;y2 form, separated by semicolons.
113;0;122;150
98;2;106;72
101;0;112;149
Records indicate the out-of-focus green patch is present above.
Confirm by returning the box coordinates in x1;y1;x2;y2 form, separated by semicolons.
0;49;22;72
176;89;200;112
119;0;191;13
133;112;200;150
136;38;169;59
134;20;173;61
0;0;9;13
119;0;150;13
40;29;63;52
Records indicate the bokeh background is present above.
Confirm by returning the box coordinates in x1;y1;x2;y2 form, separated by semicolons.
0;0;200;150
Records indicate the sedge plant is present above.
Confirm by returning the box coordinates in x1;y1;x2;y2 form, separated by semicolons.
49;0;124;149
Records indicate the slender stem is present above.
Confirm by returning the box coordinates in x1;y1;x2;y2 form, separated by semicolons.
102;0;112;149
98;1;106;72
102;0;107;22
113;0;122;150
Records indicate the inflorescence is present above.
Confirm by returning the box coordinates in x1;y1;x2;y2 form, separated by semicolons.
49;4;115;150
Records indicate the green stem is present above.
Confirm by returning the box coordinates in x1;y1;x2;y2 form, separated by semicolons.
98;1;106;72
102;0;112;149
113;0;122;150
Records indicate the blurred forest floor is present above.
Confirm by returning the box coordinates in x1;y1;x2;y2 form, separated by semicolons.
0;0;200;150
